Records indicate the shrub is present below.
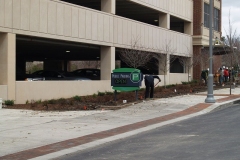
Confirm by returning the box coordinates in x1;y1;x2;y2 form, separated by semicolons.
92;94;97;98
57;98;67;105
48;99;57;104
191;80;198;84
25;100;29;104
36;99;42;104
97;91;105;96
181;81;189;85
105;91;114;95
73;95;81;101
166;84;176;88
4;100;14;106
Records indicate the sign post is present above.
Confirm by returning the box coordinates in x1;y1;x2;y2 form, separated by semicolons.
111;68;143;101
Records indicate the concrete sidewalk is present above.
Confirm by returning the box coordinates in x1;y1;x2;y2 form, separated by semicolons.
1;87;240;160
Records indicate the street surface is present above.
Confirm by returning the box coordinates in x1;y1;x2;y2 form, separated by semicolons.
55;103;240;160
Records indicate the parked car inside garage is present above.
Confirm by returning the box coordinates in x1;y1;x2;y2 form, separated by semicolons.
71;68;100;80
25;70;91;81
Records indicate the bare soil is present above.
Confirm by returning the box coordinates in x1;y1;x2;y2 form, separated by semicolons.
4;82;224;111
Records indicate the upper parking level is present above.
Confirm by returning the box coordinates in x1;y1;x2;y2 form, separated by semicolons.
60;0;193;34
0;0;192;56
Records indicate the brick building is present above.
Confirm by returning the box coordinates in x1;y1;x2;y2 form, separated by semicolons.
193;0;222;80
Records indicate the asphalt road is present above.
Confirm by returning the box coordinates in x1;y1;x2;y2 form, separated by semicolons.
55;103;240;160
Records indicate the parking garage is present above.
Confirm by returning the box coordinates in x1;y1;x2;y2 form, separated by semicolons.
0;0;192;104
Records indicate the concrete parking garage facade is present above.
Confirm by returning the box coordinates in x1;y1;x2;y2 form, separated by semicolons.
0;0;193;104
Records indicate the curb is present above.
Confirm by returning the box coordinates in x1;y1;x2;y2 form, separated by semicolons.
211;98;240;112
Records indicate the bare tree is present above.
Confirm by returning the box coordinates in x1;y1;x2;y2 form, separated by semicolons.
152;40;176;88
118;36;153;69
178;47;201;82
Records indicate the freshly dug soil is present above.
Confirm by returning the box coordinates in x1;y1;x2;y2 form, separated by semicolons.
4;83;224;111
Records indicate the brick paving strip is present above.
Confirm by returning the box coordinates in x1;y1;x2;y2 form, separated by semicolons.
1;96;239;160
197;94;240;103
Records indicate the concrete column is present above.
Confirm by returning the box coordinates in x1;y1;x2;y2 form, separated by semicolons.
101;46;115;80
0;33;16;100
184;21;193;35
101;0;115;14
159;13;170;29
63;60;71;72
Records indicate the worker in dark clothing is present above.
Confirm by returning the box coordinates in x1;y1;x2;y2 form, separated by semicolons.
144;75;161;99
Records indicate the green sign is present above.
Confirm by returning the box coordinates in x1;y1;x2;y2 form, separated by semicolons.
111;68;143;92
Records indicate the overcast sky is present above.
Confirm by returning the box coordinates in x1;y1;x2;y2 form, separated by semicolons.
222;0;240;36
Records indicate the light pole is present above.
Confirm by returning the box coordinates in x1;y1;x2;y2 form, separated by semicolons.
205;0;216;103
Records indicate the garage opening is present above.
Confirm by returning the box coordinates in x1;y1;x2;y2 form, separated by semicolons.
16;35;101;81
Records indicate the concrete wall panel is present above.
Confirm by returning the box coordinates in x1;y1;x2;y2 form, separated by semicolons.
109;16;113;43
0;85;7;101
122;20;128;45
140;25;145;46
148;27;153;49
78;8;86;39
63;5;71;37
12;0;21;29
57;3;64;35
131;22;137;41
48;1;57;35
15;81;112;104
117;19;122;44
127;21;132;46
97;14;104;41
30;0;40;32
4;0;13;28
113;18;118;44
103;15;110;42
21;0;30;30
85;10;92;39
0;0;4;27
39;0;48;33
144;25;149;47
71;7;79;38
169;73;188;84
91;13;98;40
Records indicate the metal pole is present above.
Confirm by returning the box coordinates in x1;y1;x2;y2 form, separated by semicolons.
114;90;117;101
205;0;216;103
135;90;138;101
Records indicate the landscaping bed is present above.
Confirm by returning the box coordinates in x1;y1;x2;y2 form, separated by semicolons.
4;82;224;111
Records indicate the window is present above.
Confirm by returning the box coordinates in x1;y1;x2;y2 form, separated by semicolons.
214;8;220;31
170;58;184;73
204;3;210;28
204;3;220;32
